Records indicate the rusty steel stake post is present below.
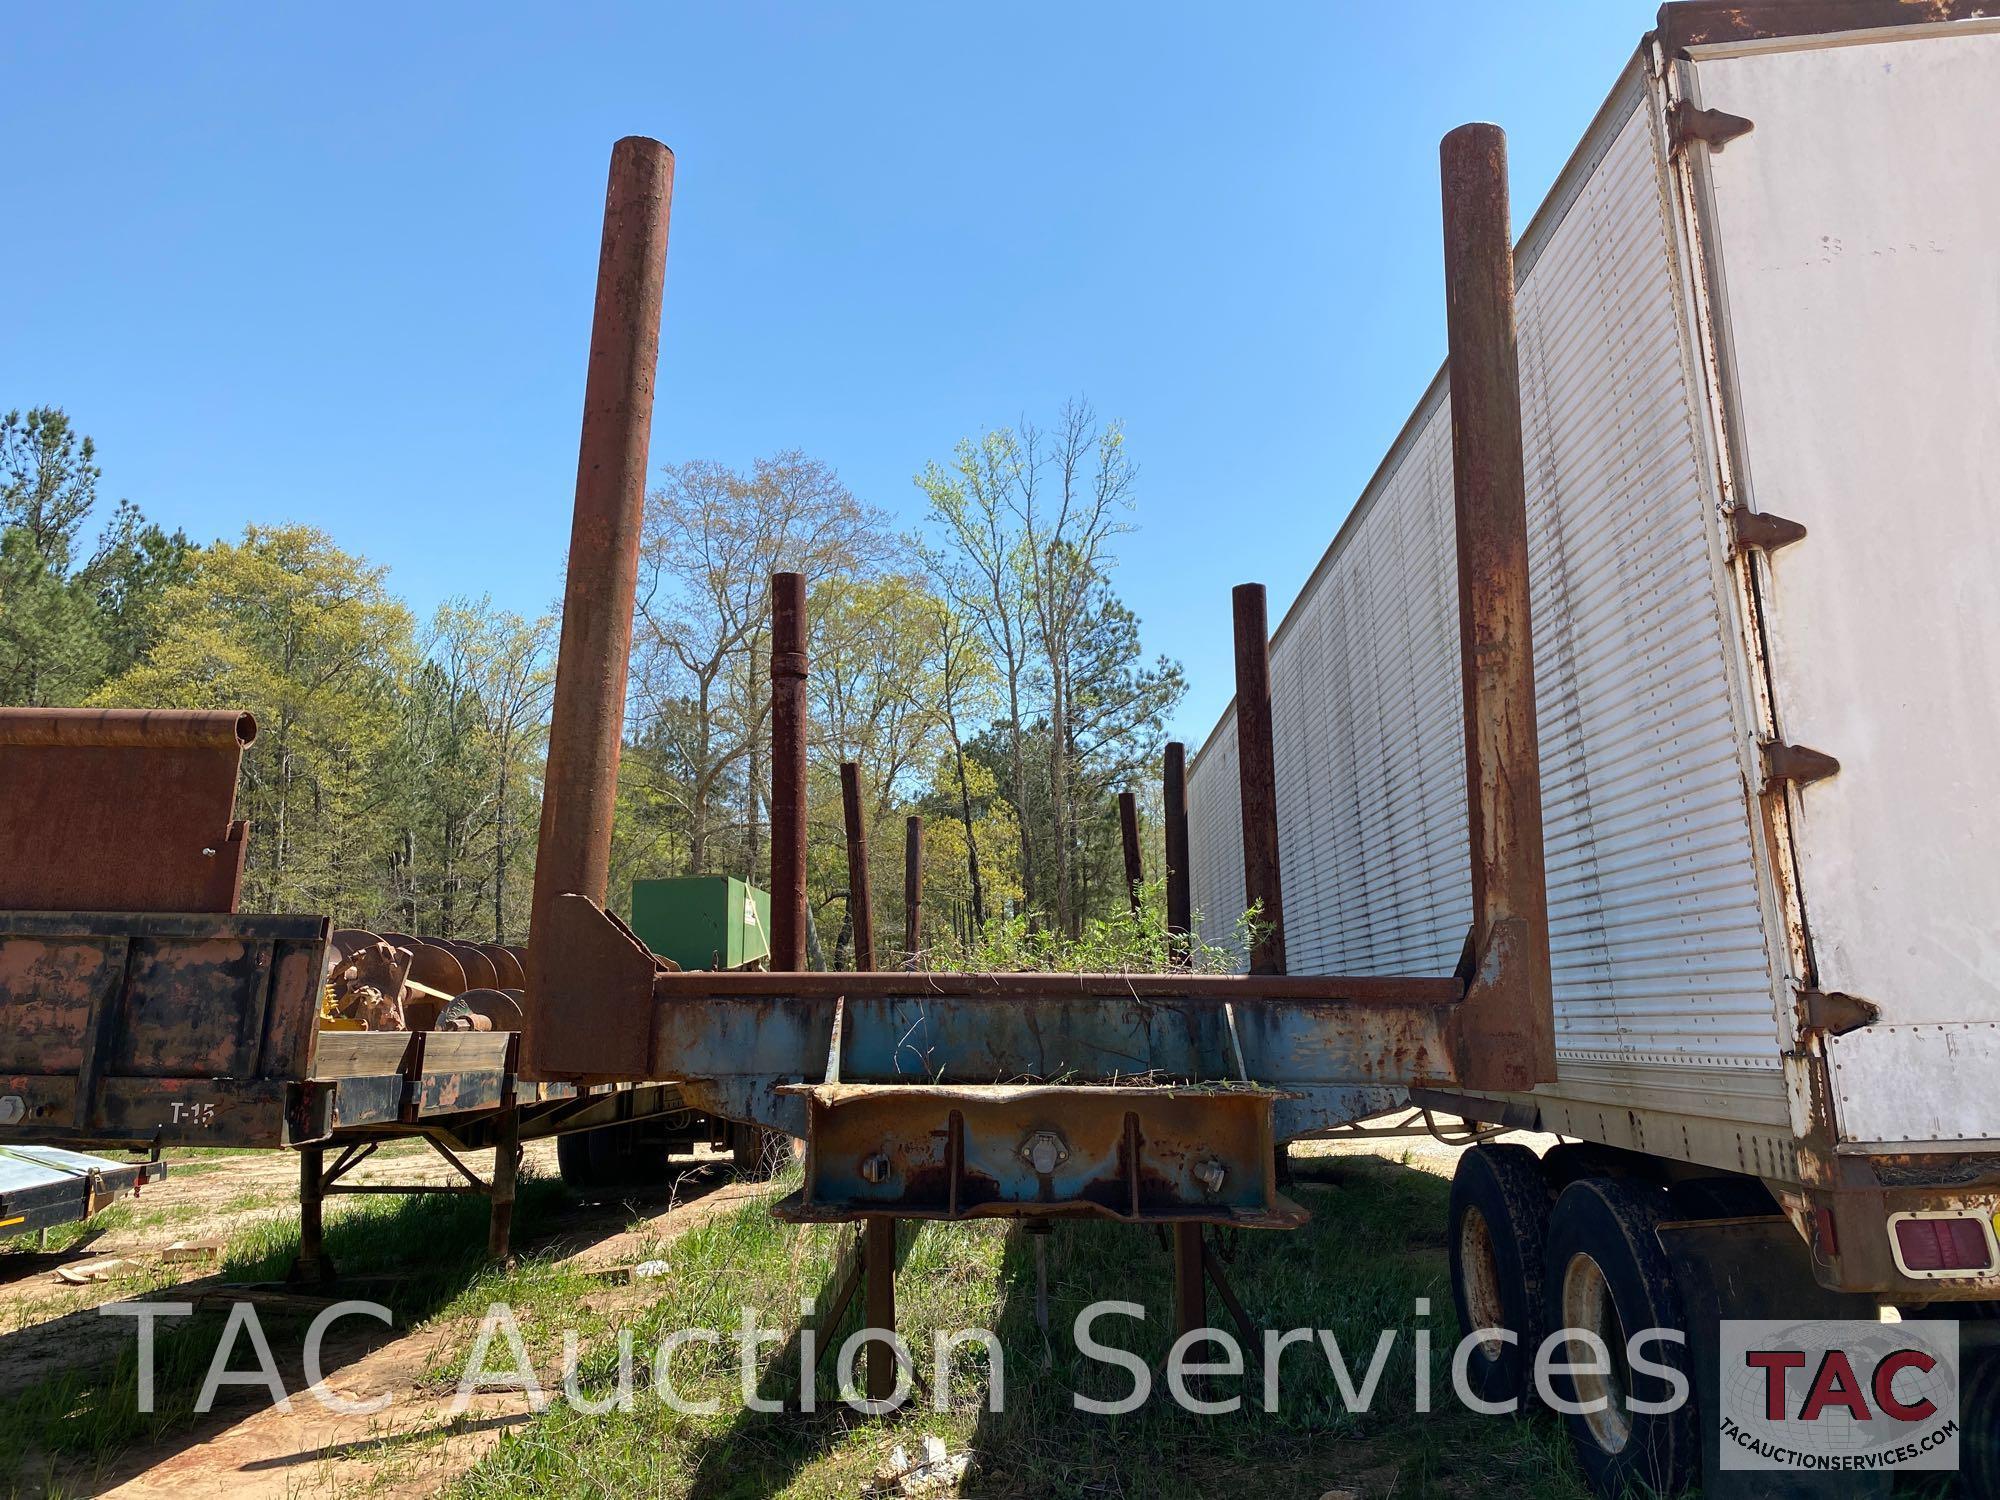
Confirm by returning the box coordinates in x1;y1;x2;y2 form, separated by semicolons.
841;763;876;972
770;573;810;971
1117;791;1144;913
525;137;674;1074
1163;742;1192;960
1441;124;1557;1088
903;815;923;967
1232;584;1287;976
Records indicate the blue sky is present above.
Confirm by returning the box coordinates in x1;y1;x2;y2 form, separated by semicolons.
3;3;1658;746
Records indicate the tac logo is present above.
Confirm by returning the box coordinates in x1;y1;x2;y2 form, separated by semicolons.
1718;1319;1959;1471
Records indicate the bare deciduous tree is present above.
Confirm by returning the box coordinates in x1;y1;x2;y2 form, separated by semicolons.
631;451;895;879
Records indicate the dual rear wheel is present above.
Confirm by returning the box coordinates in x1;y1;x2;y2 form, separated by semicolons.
1448;1145;1696;1497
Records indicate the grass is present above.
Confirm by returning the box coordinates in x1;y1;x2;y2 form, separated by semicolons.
0;1171;579;1489
0;1150;1600;1499
440;1155;1593;1500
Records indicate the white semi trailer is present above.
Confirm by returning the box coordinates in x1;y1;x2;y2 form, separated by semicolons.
1187;3;1999;1492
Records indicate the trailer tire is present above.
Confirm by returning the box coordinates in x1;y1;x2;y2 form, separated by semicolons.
1961;1346;2000;1497
556;1129;599;1192
1542;1177;1696;1499
559;1122;675;1194
1448;1143;1552;1410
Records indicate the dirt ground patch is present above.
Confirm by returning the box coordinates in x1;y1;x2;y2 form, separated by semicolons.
0;1140;772;1499
1;1129;1564;1499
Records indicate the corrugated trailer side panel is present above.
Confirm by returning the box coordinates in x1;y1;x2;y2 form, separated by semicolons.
1191;70;1786;1098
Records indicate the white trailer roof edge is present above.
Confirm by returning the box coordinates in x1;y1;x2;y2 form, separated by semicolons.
1185;50;1654;782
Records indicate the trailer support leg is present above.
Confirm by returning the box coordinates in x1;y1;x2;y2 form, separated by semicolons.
1172;1222;1207;1337
291;1144;333;1285
488;1105;521;1266
864;1215;898;1402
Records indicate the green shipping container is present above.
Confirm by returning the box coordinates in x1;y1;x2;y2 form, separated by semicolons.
628;876;772;973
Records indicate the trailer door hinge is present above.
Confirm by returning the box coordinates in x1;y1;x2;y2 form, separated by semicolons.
1799;989;1878;1036
1730;508;1808;556
1669;101;1754;155
1761;739;1841;790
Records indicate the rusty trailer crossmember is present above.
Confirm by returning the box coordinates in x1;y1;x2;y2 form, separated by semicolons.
540;907;1468;1227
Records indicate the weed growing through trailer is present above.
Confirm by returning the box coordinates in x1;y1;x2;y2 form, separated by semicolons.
930;881;1268;976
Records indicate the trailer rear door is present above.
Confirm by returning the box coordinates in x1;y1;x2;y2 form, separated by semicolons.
1689;22;2000;1145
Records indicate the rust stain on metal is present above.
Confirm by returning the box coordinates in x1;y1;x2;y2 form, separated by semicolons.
1760;739;1841;791
780;1082;1305;1228
840;761;876;972
1117;791;1144;913
1231;584;1286;975
524;136;674;1077
1729;508;1808;556
769;572;810;972
902;815;923;967
479;943;527;990
1655;0;1995;56
0;937;115;1073
1440;122;1557;1091
1667;100;1754;156
0;912;327;1147
0;708;254;914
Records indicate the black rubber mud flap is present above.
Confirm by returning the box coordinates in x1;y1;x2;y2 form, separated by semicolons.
1657;1214;1887;1499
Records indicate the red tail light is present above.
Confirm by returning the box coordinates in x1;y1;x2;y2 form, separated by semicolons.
1892;1214;1994;1274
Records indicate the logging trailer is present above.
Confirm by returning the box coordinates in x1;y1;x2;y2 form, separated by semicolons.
1;3;1995;1495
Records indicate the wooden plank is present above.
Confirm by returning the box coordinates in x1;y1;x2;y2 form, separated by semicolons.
417;1032;515;1073
310;1032;415;1080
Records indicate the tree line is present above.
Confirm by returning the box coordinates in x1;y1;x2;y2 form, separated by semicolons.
0;399;1184;961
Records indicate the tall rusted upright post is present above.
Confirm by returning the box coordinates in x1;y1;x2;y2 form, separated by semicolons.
1117;791;1144;913
1441;123;1556;1090
770;573;810;971
525;137;674;1077
840;762;876;972
902;815;923;967
1163;742;1192;962
1232;584;1286;976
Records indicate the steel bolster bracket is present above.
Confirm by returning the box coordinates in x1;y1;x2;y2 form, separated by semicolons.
775;1082;1306;1227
